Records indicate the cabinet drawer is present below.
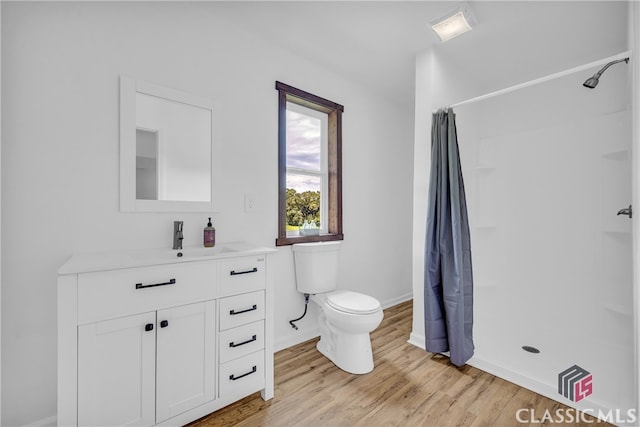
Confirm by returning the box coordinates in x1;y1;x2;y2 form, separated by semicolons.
78;262;218;324
219;320;264;364
218;256;265;297
219;291;265;331
219;350;265;400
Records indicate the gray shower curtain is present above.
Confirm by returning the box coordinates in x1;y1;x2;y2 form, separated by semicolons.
424;108;474;367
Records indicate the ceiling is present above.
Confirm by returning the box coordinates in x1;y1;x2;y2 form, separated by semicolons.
225;1;629;111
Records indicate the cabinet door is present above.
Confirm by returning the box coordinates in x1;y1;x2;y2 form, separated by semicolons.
156;301;215;423
78;312;156;427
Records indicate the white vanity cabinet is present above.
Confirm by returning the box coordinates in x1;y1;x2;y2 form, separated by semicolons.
58;244;275;427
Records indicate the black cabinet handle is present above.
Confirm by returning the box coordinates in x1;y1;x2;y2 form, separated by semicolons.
136;278;176;290
229;335;257;348
145;323;154;332
160;320;169;328
229;305;257;316
229;365;257;381
230;268;258;276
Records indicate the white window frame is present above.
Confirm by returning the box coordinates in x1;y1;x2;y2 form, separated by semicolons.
285;102;328;234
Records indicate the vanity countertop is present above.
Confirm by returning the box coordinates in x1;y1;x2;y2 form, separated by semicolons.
59;241;277;275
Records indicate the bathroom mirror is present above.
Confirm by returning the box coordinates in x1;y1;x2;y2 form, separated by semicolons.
120;76;216;212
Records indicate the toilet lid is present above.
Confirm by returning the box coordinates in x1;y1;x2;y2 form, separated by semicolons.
326;291;381;315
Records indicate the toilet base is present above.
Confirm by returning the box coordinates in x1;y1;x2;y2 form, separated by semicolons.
317;332;375;375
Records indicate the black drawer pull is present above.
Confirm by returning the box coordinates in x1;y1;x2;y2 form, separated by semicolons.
230;267;258;276
229;365;257;381
229;335;257;348
229;305;257;316
135;278;176;290
160;320;169;328
145;323;154;332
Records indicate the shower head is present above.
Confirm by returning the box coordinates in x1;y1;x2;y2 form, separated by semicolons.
582;76;600;89
582;57;629;89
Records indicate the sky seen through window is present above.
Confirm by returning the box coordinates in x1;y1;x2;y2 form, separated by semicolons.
286;108;322;192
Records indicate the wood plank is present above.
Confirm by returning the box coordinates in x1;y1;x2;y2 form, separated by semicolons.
189;300;611;427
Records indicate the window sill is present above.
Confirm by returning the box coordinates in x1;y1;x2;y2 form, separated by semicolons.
275;233;344;247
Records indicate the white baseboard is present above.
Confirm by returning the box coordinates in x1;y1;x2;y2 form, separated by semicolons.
407;331;425;349
23;415;56;427
381;292;413;309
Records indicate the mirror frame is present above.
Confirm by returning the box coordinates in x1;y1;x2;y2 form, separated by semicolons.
120;75;217;212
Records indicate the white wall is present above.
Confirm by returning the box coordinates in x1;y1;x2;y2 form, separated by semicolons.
1;3;414;425
410;48;479;347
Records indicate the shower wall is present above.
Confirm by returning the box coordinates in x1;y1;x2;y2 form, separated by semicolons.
455;62;634;417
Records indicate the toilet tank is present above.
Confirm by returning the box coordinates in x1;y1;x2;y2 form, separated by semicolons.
292;241;342;294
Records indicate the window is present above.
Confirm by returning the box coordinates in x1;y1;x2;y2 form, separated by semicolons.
275;81;344;246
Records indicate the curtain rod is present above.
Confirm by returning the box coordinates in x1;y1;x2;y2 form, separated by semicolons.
432;50;632;113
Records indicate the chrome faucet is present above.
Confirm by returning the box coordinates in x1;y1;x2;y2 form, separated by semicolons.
173;221;184;250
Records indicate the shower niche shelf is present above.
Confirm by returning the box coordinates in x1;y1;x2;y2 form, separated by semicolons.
602;228;632;243
601;149;629;162
603;229;632;235
604;303;632;317
472;224;497;229
474;166;496;172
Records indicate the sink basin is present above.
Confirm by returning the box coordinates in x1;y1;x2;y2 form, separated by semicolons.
176;246;238;258
128;246;237;262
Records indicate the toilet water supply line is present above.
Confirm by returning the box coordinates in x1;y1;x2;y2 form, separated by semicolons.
289;293;310;330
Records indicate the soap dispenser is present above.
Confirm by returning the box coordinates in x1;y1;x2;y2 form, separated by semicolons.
204;217;216;248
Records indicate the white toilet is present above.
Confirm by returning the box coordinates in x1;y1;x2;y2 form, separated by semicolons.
292;241;383;374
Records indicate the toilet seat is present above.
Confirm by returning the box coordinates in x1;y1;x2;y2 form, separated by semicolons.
326;290;381;315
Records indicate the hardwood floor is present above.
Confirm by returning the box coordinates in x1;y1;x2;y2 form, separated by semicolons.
190;300;607;427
